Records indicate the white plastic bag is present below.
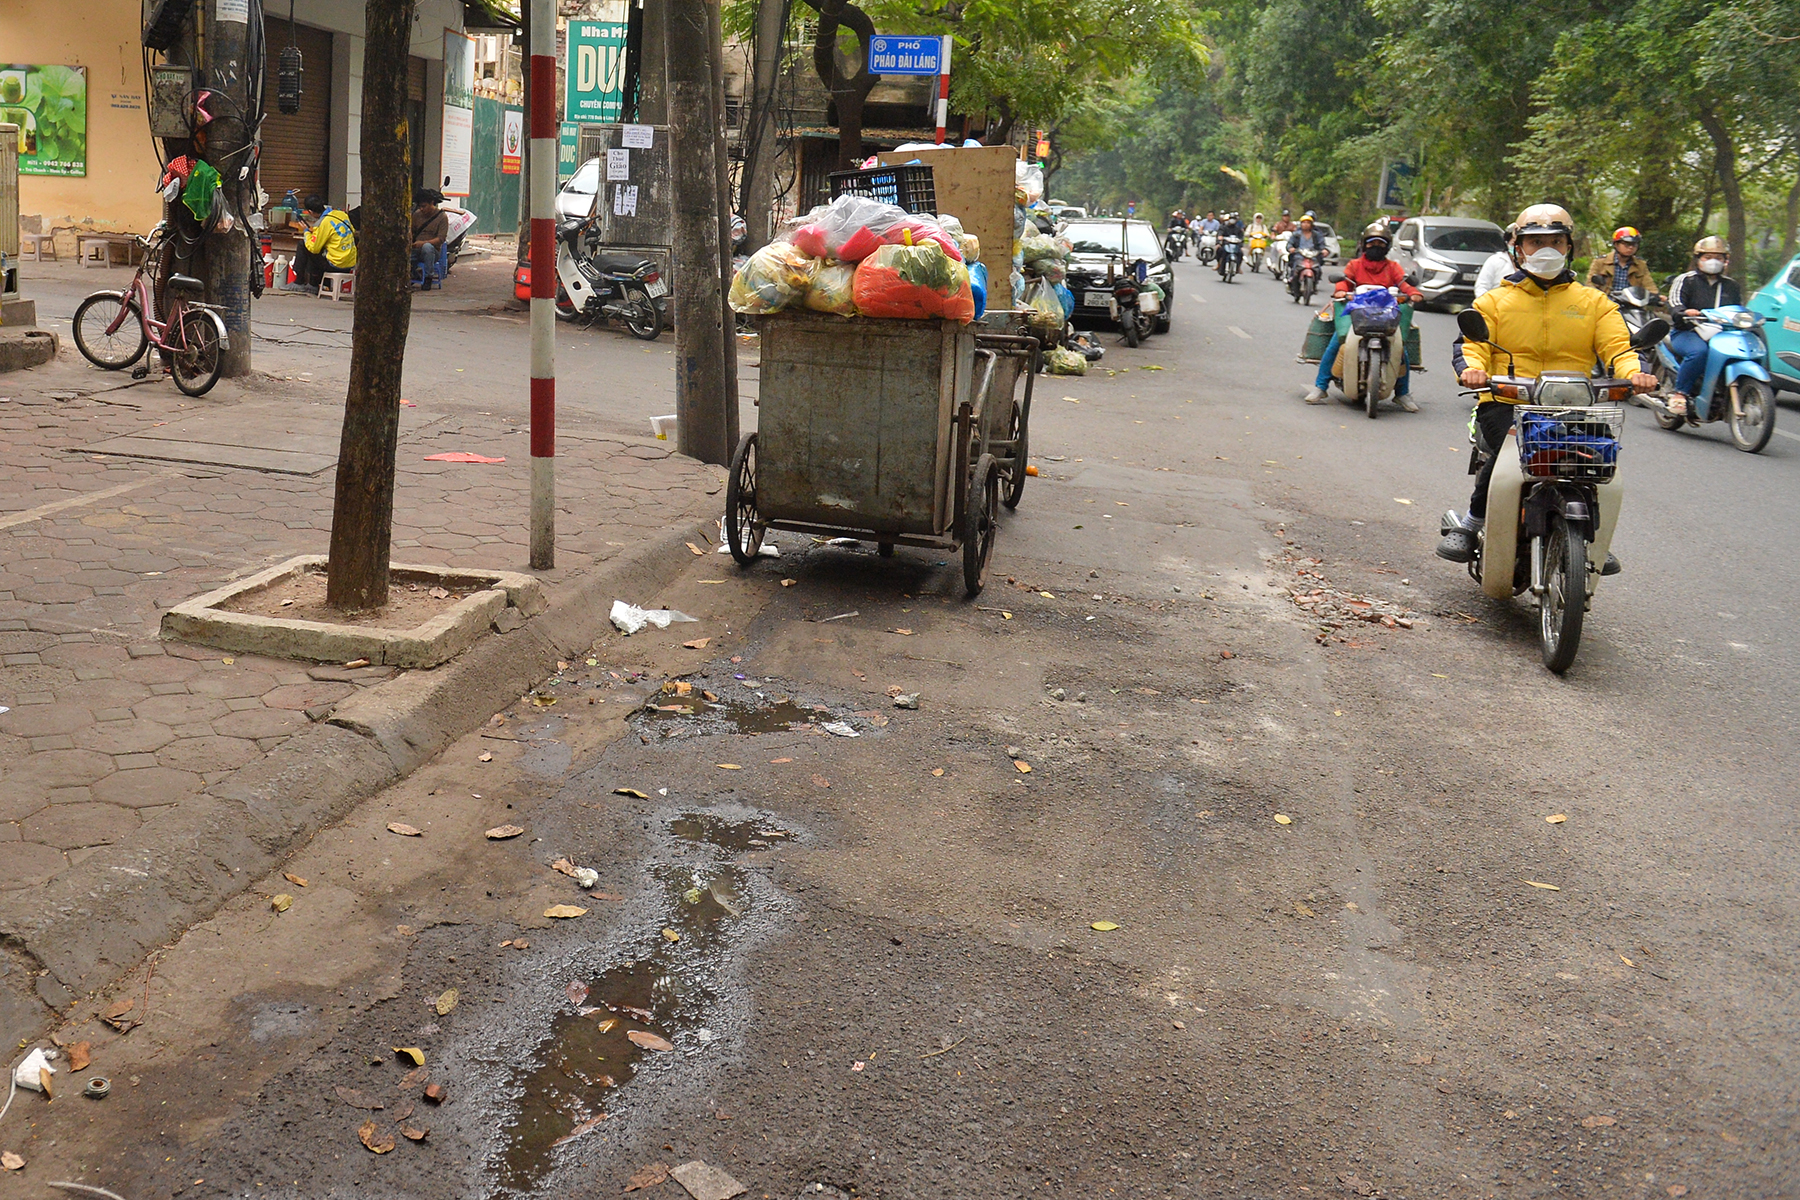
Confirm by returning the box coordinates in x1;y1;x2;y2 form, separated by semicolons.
609;601;699;635
14;1047;55;1092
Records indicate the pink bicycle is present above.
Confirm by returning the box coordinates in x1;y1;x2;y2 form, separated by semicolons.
72;223;229;397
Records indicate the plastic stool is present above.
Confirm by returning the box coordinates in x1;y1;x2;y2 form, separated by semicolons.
319;271;355;301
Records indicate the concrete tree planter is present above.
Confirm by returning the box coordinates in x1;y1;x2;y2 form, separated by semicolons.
160;554;546;668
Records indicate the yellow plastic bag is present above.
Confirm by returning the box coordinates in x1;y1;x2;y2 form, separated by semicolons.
804;261;858;315
729;242;817;314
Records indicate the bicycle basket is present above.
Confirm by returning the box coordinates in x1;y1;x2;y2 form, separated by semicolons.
1515;405;1624;482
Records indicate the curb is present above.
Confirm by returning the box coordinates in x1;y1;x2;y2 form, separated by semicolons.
0;506;721;1046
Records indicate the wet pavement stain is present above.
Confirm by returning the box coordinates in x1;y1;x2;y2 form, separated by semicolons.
496;810;793;1195
641;693;822;736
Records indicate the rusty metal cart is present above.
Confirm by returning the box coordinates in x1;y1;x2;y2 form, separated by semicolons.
725;309;1037;597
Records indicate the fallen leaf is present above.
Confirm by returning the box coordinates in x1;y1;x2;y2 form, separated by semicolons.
428;586;451;599
614;788;649;799
811;774;831;788
1581;1115;1617;1128
568;981;590;1006
770;757;793;764
358;1119;395;1154
686;542;706;556
1394;497;1413;505
1038;591;1055;598
1090;921;1120;931
39;1068;52;1099
1294;901;1316;918
282;872;307;888
1273;814;1293;825
781;578;797;587
479;751;494;762
715;763;741;770
67;1042;91;1072
552;1113;607;1146
435;989;459;1016
683;637;711;649
1013;760;1032;773
544;904;589;919
1546;813;1567;824
662;928;681;942
1524;880;1561;891
484;824;525;839
398;1067;428;1090
625;1162;672;1192
628;1030;675;1052
271;893;294;912
401;1124;429;1142
1;1152;22;1170
931;767;945;777
702;690;719;702
1620;952;1635;967
104;997;135;1021
344;657;371;668
394;1046;425;1066
336;1086;385;1110
387;822;423;837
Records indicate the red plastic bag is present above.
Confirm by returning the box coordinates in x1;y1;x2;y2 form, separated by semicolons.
789;195;962;263
852;243;975;322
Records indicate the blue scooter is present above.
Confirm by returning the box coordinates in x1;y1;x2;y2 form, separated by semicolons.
1644;305;1777;454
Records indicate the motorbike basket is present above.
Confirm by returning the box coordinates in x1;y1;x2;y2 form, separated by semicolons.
1349;308;1399;336
1515;405;1624;483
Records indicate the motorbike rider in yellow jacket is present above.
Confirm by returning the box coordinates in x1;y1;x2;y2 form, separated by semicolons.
1435;204;1657;565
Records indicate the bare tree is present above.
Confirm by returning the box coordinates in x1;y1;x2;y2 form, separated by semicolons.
801;0;876;169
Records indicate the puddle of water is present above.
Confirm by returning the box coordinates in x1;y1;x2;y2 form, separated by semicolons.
497;814;791;1195
642;694;818;735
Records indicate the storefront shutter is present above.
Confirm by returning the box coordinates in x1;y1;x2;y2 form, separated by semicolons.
260;20;335;205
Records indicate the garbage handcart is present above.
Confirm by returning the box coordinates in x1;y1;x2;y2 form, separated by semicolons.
724;308;1037;597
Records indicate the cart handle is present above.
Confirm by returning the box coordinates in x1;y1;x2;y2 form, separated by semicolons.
970;349;997;459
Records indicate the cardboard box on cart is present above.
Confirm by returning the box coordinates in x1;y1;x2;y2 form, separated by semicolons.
875;144;1020;312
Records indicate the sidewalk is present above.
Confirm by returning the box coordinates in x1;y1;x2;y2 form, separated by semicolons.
0;270;723;1042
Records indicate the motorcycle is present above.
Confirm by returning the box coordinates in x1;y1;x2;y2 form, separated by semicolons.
1216;235;1243;283
1165;227;1189;261
1328;284;1408;418
1288;248;1322;304
1111;257;1157;348
1248;231;1270;273
1268;232;1291;282
1641;304;1776;453
1441;308;1667;673
1196;230;1218;265
553;215;668;340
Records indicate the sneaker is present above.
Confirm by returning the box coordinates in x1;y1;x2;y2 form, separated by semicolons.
1436;527;1478;563
1667;393;1687;417
1303;386;1329;404
1602;552;1621;576
1396;394;1419;413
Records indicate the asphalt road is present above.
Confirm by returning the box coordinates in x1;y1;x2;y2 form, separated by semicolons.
16;255;1800;1199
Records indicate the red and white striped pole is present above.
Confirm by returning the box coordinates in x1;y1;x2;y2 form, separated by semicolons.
934;36;950;144
528;0;556;569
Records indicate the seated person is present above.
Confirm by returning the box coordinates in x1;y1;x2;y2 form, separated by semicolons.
411;195;451;289
290;195;357;290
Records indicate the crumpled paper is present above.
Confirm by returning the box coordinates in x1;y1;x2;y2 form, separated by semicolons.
609;601;699;635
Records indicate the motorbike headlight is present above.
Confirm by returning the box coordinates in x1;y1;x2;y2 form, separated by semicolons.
1735;311;1757;329
1534;379;1595;407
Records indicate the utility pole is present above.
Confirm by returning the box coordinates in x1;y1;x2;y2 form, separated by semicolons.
200;0;257;377
668;0;736;466
742;0;785;249
527;0;557;569
709;0;740;445
325;0;420;609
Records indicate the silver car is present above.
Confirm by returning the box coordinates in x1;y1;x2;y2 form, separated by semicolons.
1393;217;1509;309
556;157;601;222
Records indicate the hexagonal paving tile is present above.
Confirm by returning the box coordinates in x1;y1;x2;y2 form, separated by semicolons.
0;703;96;739
91;766;202;809
74;718;177;755
157;735;257;774
261;681;354;711
209;708;308;740
19;802;141;850
131;693;230;726
1;748;117;790
0;841;67;889
115;655;203;686
186;671;278;700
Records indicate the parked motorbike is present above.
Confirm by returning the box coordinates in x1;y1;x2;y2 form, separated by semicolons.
1165;227;1189;261
1111;258;1157;348
1248;231;1269;273
1216;235;1243;283
1329;284;1407;418
1641;304;1776;453
1196;230;1218;265
1288;248;1322;304
553;215;668;340
1441;308;1667;673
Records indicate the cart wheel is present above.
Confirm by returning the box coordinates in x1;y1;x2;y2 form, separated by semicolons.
878;542;895;558
963;453;999;598
1002;398;1029;509
724;432;765;567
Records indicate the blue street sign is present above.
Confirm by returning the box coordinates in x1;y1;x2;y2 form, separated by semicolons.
868;36;944;76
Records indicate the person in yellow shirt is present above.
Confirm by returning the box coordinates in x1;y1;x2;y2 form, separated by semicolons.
291;194;356;290
1435;203;1656;565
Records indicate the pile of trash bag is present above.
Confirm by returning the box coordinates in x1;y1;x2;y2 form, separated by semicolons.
853;243;975;322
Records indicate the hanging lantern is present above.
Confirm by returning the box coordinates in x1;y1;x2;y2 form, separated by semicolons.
278;45;303;114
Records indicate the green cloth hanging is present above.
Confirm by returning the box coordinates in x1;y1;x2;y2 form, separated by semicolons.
182;161;222;221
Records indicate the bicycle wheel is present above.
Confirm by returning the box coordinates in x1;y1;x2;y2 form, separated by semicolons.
72;292;148;370
171;310;223;397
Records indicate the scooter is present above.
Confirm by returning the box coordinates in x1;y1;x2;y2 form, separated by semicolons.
1165;227;1189;261
1196;230;1218;265
1440;309;1667;673
554;214;668;340
1329;284;1407;418
1216;235;1243;282
1641;305;1776;453
1110;257;1156;348
1248;231;1269;273
1289;248;1322;304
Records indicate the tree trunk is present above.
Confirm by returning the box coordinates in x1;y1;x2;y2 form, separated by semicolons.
709;0;741;443
742;0;786;249
1697;107;1747;269
669;0;736;467
810;0;875;170
326;0;418;610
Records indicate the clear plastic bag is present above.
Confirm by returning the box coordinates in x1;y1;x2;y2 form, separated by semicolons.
791;193;962;262
1016;161;1045;206
729;242;817;314
804;260;859;315
1046;346;1088;376
1020;277;1064;335
852;242;975;322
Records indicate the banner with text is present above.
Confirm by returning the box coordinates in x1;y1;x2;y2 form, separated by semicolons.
440;30;475;196
565;21;629;125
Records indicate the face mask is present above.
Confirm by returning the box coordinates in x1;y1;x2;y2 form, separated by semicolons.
1698;257;1726;275
1522;247;1566;278
1365;245;1389;261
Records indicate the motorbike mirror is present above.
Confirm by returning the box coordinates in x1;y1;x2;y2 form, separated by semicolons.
1456;309;1491;343
1630;316;1671;348
1404;272;1420;287
1622;285;1649;304
1328;272;1345;284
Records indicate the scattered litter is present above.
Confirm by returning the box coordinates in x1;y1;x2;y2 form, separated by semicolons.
1581;1115;1617;1129
435;989;459;1016
14;1048;55;1092
1;1152;21;1170
423;452;505;464
1546;814;1567;824
1273;814;1293;825
485;824;524;840
717;540;779;557
543;904;589;919
271;893;294;913
629;1030;675;1052
283;872;307;887
892;693;919;709
401;1124;429;1142
81;1077;109;1100
716;763;741;770
387;822;423;837
614;788;649;799
626;1162;672;1192
344;657;372;668
66;1043;91;1073
551;1113;607;1146
479;751;494;762
889;627;913;636
686;542;706;556
669;1159;748;1200
1013;760;1032;773
821;722;858;738
609;601;699;634
423;1082;447;1103
1025;465;1040;476
683;637;711;649
1523;880;1561;891
821;610;859;623
393;1047;426;1067
931;767;944;777
780;579;798;587
358;1118;396;1154
1090;921;1119;931
811;774;831;788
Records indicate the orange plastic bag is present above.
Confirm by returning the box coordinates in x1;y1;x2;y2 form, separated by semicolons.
851;243;975;322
